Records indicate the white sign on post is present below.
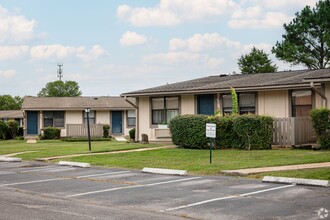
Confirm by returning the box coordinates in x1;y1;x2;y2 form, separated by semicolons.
206;123;216;138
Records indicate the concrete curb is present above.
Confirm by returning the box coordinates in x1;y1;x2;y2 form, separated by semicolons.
142;167;187;176
58;161;90;168
262;176;329;187
0;156;22;162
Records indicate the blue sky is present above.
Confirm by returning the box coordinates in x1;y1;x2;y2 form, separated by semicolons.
0;0;317;97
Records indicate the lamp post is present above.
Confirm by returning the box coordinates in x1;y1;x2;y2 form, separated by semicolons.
85;108;92;152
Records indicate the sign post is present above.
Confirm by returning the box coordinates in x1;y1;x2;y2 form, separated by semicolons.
206;123;216;164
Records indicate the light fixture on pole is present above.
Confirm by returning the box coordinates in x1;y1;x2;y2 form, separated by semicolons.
85;108;92;151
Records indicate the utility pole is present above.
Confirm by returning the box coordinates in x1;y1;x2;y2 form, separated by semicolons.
57;64;63;81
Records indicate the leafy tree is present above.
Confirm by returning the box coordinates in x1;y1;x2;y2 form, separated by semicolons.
0;95;23;110
38;80;82;97
238;47;277;74
272;0;330;69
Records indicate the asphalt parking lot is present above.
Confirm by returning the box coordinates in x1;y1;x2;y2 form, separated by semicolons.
0;161;329;220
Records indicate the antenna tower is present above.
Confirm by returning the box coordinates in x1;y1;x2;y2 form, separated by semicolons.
57;64;63;81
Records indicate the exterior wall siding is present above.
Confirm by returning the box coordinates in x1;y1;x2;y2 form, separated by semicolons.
96;111;110;124
258;90;289;117
181;95;195;115
138;97;152;140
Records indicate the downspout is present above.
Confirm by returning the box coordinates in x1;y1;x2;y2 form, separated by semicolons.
124;96;139;142
310;82;327;107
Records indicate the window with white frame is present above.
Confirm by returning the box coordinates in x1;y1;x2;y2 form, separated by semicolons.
43;111;65;127
127;110;136;126
151;97;179;124
84;110;95;124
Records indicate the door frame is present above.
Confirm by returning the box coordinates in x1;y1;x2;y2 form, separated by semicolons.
26;111;39;135
111;111;123;134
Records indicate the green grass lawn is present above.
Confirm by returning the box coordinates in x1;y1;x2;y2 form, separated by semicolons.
248;168;330;181
68;148;330;177
0;139;164;160
1;140;329;180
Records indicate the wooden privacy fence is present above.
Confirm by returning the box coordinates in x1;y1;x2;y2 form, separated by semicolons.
66;124;103;138
272;117;316;146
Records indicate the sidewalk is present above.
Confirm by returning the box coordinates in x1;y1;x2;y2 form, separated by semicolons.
221;162;330;175
36;145;176;161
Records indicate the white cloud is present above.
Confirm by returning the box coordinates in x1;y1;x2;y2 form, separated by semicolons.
117;0;239;26
229;8;291;29
0;45;29;60
120;31;147;46
244;0;317;10
143;51;223;69
0;69;16;78
76;45;108;62
170;33;240;52
30;44;76;60
0;5;36;43
30;44;108;61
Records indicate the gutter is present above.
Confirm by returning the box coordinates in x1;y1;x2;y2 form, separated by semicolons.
123;96;139;142
310;82;327;107
121;83;319;97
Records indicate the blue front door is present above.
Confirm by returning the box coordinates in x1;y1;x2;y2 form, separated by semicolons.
112;111;122;134
27;111;38;135
197;94;215;115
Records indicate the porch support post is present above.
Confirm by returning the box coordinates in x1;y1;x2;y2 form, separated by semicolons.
310;82;327;107
123;96;139;142
216;93;221;112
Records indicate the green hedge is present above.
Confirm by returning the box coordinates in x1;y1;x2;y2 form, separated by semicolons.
103;124;110;138
169;114;273;150
310;108;330;149
6;120;18;139
129;128;136;140
169;115;209;149
42;127;61;139
0;121;9;140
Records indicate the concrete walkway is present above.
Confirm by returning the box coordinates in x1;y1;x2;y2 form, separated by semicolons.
221;162;330;175
36;145;175;161
1;151;37;157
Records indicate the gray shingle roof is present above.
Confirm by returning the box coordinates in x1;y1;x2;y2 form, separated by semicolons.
22;96;135;110
0;110;23;118
121;69;330;96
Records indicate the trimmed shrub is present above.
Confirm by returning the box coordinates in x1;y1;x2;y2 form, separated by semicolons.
169;114;273;150
18;127;24;137
6;120;19;139
129;128;136;140
0;121;9;140
209;115;242;149
310;108;330;149
169;114;209;149
233;115;273;150
103;124;110;138
42;127;61;139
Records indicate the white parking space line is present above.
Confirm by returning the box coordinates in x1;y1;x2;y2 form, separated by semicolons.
0;178;67;187
66;177;202;198
20;166;70;173
44;167;77;172
76;171;131;178
0;162;20;167
163;184;295;212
